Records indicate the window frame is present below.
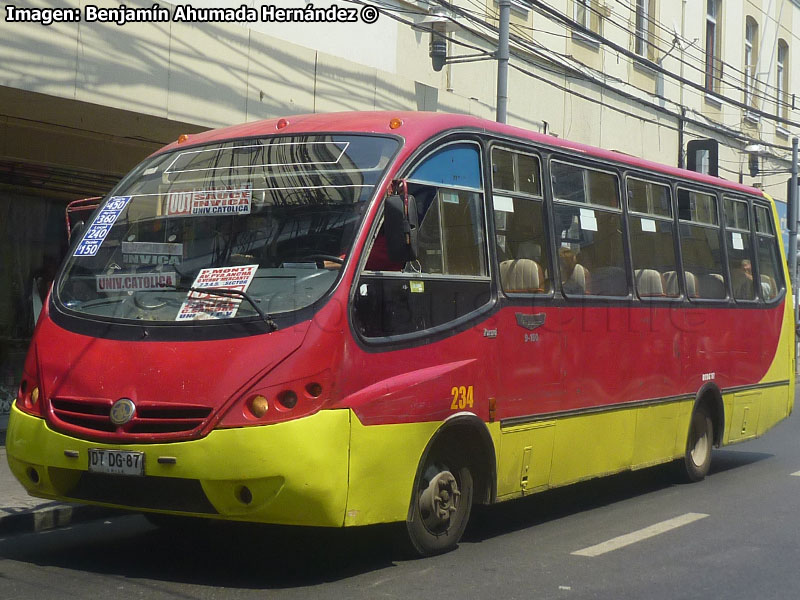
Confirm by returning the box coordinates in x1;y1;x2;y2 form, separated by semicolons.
400;140;491;281
572;0;602;46
752;201;786;304
744;17;759;110
352;137;495;344
676;185;728;303
722;195;758;304
705;0;722;94
777;40;789;121
550;157;630;299
634;0;656;62
490;144;553;297
625;174;682;301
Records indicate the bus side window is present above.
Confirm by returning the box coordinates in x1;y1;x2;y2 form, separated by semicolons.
723;197;756;302
354;142;491;338
754;204;785;301
551;160;626;297
627;177;678;299
491;147;551;294
677;188;726;300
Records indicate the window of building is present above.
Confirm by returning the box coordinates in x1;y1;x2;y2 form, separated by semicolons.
354;142;491;338
754;204;785;301
552;161;626;297
744;17;759;109
723;197;756;301
705;0;722;93
678;188;726;300
576;0;591;28
492;147;551;294
635;0;656;61
777;40;789;121
573;0;602;39
627;177;678;298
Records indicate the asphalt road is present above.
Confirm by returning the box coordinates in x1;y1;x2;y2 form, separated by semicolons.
1;411;799;600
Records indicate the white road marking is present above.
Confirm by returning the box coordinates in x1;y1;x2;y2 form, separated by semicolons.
571;512;709;557
790;470;800;477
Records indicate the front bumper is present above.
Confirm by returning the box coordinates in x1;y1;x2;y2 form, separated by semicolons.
6;403;351;527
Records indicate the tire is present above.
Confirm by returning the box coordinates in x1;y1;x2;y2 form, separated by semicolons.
405;446;474;557
680;406;713;482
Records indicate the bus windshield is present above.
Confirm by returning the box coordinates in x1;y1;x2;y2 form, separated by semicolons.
56;134;399;324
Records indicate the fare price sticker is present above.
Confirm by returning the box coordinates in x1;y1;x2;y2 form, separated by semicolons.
176;265;258;321
74;196;131;257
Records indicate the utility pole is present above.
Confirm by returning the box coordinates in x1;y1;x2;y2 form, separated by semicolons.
496;0;510;124
790;137;799;348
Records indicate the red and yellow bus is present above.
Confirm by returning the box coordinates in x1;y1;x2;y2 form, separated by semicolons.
7;112;794;555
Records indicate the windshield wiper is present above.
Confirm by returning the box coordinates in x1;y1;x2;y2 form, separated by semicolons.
180;286;277;331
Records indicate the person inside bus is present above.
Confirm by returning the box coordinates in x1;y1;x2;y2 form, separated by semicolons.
731;258;755;299
559;246;589;295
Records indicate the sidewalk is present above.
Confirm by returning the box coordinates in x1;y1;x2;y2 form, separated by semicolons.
0;434;119;536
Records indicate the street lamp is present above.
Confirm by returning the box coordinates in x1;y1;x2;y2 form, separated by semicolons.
420;3;512;123
419;8;456;73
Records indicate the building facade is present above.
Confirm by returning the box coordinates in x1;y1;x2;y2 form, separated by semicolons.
1;0;798;416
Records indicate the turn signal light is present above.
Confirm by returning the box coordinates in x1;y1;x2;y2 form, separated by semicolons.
31;386;39;405
248;395;269;418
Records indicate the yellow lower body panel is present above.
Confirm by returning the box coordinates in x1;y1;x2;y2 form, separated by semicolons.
722;383;792;445
6;404;352;527
344;418;442;526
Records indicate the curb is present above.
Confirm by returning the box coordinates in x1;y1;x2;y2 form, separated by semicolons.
0;503;122;536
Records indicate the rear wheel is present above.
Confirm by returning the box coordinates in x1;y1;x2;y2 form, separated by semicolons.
405;446;473;556
680;406;713;482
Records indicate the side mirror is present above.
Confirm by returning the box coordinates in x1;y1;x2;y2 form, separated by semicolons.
384;181;418;263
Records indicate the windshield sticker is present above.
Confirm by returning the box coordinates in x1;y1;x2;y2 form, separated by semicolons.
74;196;131;257
176;265;258;321
96;272;177;292
121;241;183;266
164;185;252;217
165;142;349;174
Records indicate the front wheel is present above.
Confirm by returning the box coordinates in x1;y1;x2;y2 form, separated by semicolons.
405;447;473;556
680;406;713;482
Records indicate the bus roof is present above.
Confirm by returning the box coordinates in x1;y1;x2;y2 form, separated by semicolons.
159;111;763;198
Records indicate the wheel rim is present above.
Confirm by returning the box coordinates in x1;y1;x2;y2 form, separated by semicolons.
690;421;709;466
418;469;461;534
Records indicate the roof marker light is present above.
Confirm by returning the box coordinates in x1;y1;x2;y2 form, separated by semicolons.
177;134;189;144
389;117;403;130
276;118;289;130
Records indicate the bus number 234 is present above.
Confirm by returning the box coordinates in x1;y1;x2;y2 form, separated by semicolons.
450;386;474;410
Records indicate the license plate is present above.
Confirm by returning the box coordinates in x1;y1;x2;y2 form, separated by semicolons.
88;449;145;476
